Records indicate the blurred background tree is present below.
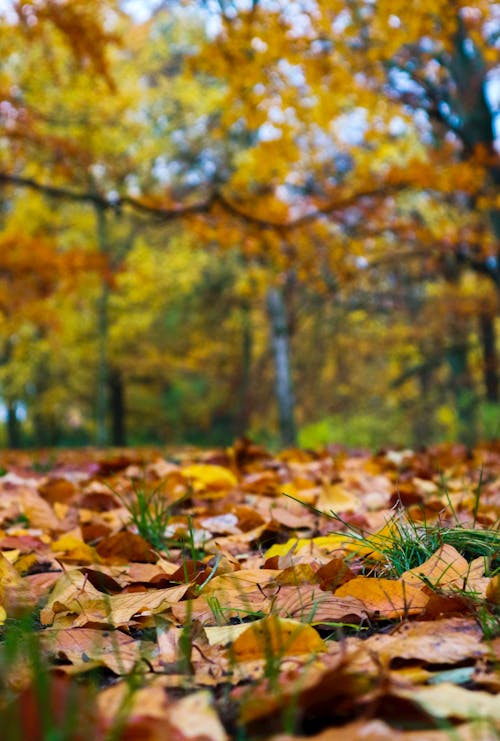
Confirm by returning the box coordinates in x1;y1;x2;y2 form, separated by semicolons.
0;0;499;449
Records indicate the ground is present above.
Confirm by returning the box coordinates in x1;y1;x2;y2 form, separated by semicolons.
0;439;499;740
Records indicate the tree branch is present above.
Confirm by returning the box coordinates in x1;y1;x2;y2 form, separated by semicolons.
0;173;215;219
0;171;408;230
216;183;408;229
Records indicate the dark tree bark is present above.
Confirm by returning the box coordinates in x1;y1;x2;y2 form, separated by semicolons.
32;411;60;447
447;340;477;446
109;367;126;446
479;312;499;403
6;401;21;449
95;202;110;448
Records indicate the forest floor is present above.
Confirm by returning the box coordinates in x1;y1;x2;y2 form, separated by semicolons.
0;439;499;740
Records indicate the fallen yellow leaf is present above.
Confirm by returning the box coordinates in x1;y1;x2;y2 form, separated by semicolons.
231;615;326;661
181;464;238;490
51;533;100;564
315;483;360;514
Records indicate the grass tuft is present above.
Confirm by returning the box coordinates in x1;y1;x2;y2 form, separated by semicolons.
285;493;500;578
124;481;173;551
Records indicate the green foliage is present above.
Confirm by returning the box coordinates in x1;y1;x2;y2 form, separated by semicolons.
480;402;500;441
298;410;413;450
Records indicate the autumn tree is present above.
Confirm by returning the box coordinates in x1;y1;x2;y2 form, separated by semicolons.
179;0;500;444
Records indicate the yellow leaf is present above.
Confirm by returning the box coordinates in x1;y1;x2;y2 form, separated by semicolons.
265;533;357;559
204;623;251;646
486;575;500;604
51;533;100;564
181;464;238;490
0;551;23;593
265;539;311;559
2;549;20;564
315;483;360;514
231;615;326;661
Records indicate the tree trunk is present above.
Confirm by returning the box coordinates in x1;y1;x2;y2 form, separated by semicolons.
266;286;297;447
412;361;434;446
479;312;499;403
450;18;500;292
109;367;126;446
6;401;21;449
32;411;59;447
447;341;477;446
236;302;252;437
95;203;110;447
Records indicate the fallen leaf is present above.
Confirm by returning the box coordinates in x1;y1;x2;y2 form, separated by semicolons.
401;545;470;589
486;575;500;603
231;616;326;661
362;617;486;664
334;576;429;618
20;489;60;531
51;533;100;564
395;683;500;722
273;585;368;624
264;534;353;560
315;483;360;514
40;569;188;627
95;531;157;563
44;627;141;673
271;718;498;740
204;623;251;646
181;464;238;490
165;690;228;740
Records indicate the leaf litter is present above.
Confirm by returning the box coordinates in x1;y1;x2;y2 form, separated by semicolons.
0;439;499;739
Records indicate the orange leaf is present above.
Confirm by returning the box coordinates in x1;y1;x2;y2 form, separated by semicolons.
401;545;470;589
335;576;429;619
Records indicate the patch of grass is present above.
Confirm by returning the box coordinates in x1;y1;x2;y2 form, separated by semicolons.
110;479;190;553
285;491;500;641
124;481;174;551
177;514;207;563
359;514;500;578
285;493;500;579
113;479;210;561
